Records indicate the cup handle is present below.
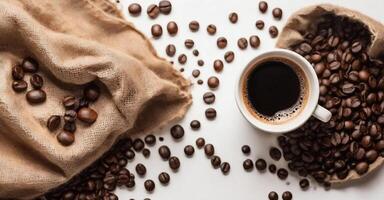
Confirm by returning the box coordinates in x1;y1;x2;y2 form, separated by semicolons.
312;105;332;122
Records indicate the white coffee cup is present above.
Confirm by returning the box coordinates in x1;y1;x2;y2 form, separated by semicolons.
235;49;332;134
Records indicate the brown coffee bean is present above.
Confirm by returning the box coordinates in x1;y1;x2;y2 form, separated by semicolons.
63;122;76;133
84;84;100;102
213;59;224;72
29;74;43;89
159;0;172;14
158;172;170;184
241;145;251;154
190;120;201;130
170;124;184;139
178;54;187;64
277;168;289;180
249;35;260;48
22;57;39;73
151;24;163;38
207;24;217;35
269;147;282;161
205;108;217;119
243;159;254;171
282;191;292;200
62;96;78;110
144;134;156;146
197;59;204;66
167;21;178;35
255;20;265;30
268;192;278;200
133;138;144;151
135;163;146;176
192;49;200;57
211;155;222;168
77;107;98;124
26;89;46;104
228;12;238;23
351;41;362;53
220;162;231;174
204;144;215;157
184;39;194;49
217;37;227;49
191;69;200;78
57;131;75;146
365;150;378;163
166;44;176;57
189;20;200;32
269;26;279;38
64;110;76;123
269;164;277;173
169;156;180;170
203;92;215;104
47;115;61;132
197;79;203;85
184;145;195;156
207;76;219;89
12;80;27;92
147;4;160;19
272;8;283;20
196;137;205;148
144;179;155;192
128;3;141;15
255;159;267;171
159;145;171;159
237;37;248;49
224;51;235;63
355;162;368;175
259;1;268;13
12;65;24;80
299;179;310;189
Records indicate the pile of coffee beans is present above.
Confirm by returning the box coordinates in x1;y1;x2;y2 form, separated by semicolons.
276;15;384;186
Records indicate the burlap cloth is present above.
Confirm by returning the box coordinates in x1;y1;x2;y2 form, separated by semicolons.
276;4;384;184
0;0;191;199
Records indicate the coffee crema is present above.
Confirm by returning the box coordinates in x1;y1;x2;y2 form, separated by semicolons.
242;57;309;124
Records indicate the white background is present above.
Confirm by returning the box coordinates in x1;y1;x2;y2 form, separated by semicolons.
113;0;384;199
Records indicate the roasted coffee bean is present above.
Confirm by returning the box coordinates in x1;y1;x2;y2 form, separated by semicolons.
197;59;204;66
351;41;362;53
197;79;204;85
30;74;43;89
184;145;195;156
205;108;217;119
26;89;46;104
189;20;200;32
159;0;172;14
12;80;27;92
241;145;251;154
178;54;187;64
77;107;98;124
268;164;277;173
249;35;260;48
207;76;219;89
57;131;75;146
228;12;238;23
12;65;24;80
259;1;268;13
142;148;151;158
22;57;39;73
158;172;170;184
269;26;279;38
192;49;199;57
255;20;265;30
237;37;248;49
224;51;235;63
144;179;155;192
269;147;282;161
135;163;146;176
243;159;254;171
62;96;78;110
128;3;142;15
184;39;194;49
63;122;76;133
366;150;378;163
168;156;180;170
167;21;178;35
144;135;156;145
64;110;76;123
272;8;283;20
133;138;145;151
166;44;176;57
196;137;205;148
277;168;288;179
170;124;184;139
151;24;163;38
190;120;201;130
204;144;214;156
203;92;215;104
210;155;221;168
217;37;227;49
147;4;160;19
207;24;217;35
300;179;310;189
125;149;135;160
220;162;231;174
255;159;267;170
282;191;292;200
213;59;224;72
159;145;171;159
268;191;278;200
47;115;61;131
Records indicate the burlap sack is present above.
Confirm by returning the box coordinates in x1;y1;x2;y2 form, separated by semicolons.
0;0;191;199
276;4;384;184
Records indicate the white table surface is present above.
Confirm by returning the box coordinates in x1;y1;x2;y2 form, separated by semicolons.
113;0;384;199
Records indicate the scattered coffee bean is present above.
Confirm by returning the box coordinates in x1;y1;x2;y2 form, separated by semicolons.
47;115;61;132
272;8;283;20
282;191;292;200
237;37;248;49
144;179;155;192
196;137;205;148
169;156;180;170
207;24;217;35
30;74;43;89
64;110;77;123
147;4;160;19
228;12;238;23
142;148;151;158
178;54;187;64
63;122;76;133
184;145;195;156
12;80;27;92
22;57;39;73
204;144;215;157
189;20;200;32
151;24;163;38
241;145;251;154
255;20;265;29
224;51;235;63
62;96;78;110
125;149;135;160
26;89;46;104
166;44;176;57
268;164;277;173
203;92;215;104
255;159;267;171
128;3;141;16
158;172;170;184
269;147;282;161
12;65;24;80
277;168;289;180
269;26;279;38
185;39;194;49
158;0;172;14
135;163;146;176
220;162;231;174
57;131;75;146
167;21;178;35
170;124;184;139
159;145;171;159
249;35;261;48
213;59;224;72
259;1;268;13
190;120;201;130
211;155;222;168
144;135;156;145
197;79;203;85
179;68;184;72
217;37;227;49
300;179;310;189
77;107;98;124
133;138;145;152
197;60;204;66
205;108;217;120
207;76;219;89
268;191;278;200
243;159;254;171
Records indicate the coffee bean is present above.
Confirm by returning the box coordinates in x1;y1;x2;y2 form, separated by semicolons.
282;191;292;200
211;155;222;168
217;37;227;49
197;59;204;66
189;20;200;32
26;89;46;104
272;8;283;20
213;59;224;72
184;39;194;49
29;74;43;89
133;138;145;151
300;179;310;189
159;0;172;14
205;108;217;120
351;41;362;53
228;12;238;23
167;21;178;35
255;20;265;29
128;3;141;15
64;110;77;123
220;162;231;174
158;172;170;184
190;120;201;130
178;54;187;64
168;156;180;170
268;191;278;200
224;51;235;63
159;145;171;159
12;65;24;80
203;92;215;104
269;147;282;161
192;49;199;56
151;24;163;38
255;159;267;171
197;79;203;85
63;122;76;133
259;1;268;13
125;149;135;160
135;163;146;176
207;24;217;35
269;26;279;38
237;37;248;49
57;131;75;146
12;80;27;92
144;135;156;145
241;145;251;154
184;145;195;156
147;4;160;19
249;35;260;48
190;69;200;78
268;164;277;173
166;44;176;57
365;149;378;163
196;137;205;148
207;76;219;89
62;96;78;110
144;179;155;192
22;57;39;73
277;168;288;179
47;115;61;132
204;144;215;157
77;107;98;124
170;124;184;139
243;159;254;171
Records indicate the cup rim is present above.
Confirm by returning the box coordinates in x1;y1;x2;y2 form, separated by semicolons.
235;48;320;134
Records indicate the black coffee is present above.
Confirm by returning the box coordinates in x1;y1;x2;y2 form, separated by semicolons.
245;59;306;120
